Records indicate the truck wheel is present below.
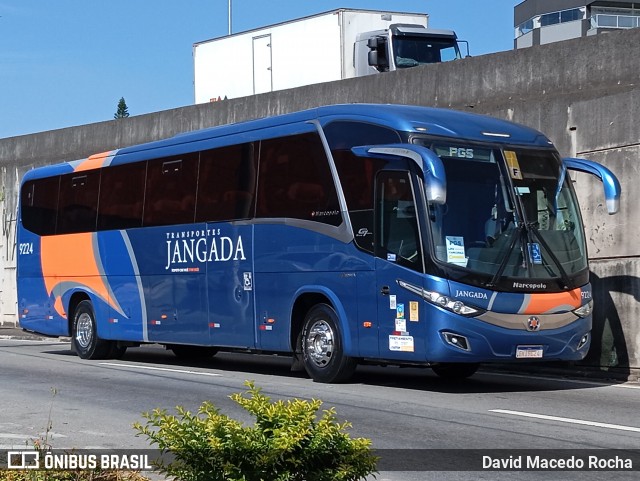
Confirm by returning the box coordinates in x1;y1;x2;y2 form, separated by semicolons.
301;304;356;383
72;300;111;359
431;363;479;380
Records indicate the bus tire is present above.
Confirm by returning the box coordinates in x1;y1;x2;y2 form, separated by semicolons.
71;300;111;360
170;345;218;360
301;304;356;383
431;362;479;380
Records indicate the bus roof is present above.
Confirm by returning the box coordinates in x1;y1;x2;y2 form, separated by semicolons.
23;104;553;181
125;104;552;153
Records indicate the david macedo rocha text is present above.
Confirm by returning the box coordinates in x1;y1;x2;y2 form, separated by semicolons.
483;454;633;470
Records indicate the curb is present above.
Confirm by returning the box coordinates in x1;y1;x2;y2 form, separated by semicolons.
0;326;70;342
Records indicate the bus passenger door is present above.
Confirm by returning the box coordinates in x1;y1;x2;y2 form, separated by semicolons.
206;223;255;349
374;170;427;361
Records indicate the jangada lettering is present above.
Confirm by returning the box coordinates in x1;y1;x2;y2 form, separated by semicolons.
455;290;488;300
165;235;246;270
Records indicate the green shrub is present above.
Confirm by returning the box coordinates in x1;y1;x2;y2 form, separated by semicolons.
0;468;149;481
134;381;378;481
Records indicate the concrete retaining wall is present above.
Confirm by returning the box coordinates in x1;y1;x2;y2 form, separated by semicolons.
1;27;638;377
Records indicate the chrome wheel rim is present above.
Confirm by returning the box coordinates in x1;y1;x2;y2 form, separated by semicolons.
305;319;334;368
75;313;93;349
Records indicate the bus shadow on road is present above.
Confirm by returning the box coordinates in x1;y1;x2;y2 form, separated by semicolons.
70;344;626;394
40;340;631;394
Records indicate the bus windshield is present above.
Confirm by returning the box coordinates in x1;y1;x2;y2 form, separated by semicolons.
422;143;588;285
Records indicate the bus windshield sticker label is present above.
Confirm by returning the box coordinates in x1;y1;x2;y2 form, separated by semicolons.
396;303;405;319
504;150;523;179
395;318;406;333
387;253;397;262
409;301;419;322
445;236;467;267
389;295;397;310
528;243;542;265
389;335;414;352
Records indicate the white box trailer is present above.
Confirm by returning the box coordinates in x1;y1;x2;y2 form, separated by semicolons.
193;8;462;103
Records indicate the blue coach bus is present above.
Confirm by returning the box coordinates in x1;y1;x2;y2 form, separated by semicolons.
16;104;621;382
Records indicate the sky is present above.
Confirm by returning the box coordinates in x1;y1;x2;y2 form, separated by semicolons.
0;1;518;139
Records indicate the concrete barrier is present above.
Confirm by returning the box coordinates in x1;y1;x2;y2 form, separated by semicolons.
1;27;638;378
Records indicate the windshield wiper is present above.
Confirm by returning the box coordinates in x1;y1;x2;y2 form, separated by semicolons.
486;224;524;289
526;222;572;289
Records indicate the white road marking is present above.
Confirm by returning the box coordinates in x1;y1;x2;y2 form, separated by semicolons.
484;371;640;390
0;433;32;440
490;409;640;433
99;362;221;377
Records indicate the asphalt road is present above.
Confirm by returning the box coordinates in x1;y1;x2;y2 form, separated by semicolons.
1;335;639;480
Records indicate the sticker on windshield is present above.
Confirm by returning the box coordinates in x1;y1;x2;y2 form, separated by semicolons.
528;243;542;265
446;236;467;267
504;151;523;180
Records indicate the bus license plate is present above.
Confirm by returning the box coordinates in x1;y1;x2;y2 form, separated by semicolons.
516;346;544;359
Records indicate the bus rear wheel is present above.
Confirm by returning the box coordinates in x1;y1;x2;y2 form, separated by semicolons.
431;362;479;380
301;304;356;383
71;300;111;360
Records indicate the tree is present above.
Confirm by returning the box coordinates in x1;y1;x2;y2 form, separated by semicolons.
114;97;130;119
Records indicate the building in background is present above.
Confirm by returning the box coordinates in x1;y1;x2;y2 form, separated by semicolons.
515;0;640;48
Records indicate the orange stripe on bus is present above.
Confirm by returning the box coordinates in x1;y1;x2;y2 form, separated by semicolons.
520;288;582;315
73;151;113;172
41;233;118;318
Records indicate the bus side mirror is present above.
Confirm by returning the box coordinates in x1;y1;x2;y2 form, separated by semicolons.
563;157;621;215
351;145;447;204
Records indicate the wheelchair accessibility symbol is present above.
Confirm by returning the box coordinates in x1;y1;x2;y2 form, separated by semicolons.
243;272;253;291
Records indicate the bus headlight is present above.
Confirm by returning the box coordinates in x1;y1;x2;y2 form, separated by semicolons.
573;300;593;318
422;291;483;317
396;280;484;317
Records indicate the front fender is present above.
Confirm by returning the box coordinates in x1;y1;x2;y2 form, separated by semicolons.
292;285;356;356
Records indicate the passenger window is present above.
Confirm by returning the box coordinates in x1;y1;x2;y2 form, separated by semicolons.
144;153;198;227
196;143;257;222
57;170;100;234
257;132;341;226
21;177;60;236
98;162;146;230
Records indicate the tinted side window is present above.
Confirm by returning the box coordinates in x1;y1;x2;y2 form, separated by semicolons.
144;153;198;227
57;171;100;234
323;121;400;151
325;121;401;251
196;143;257;222
98;162;146;230
21;177;59;236
333;156;386;252
257;133;341;226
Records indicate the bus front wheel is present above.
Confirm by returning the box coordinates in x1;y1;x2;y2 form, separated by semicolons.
431;362;479;380
71;300;111;360
301;304;356;383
